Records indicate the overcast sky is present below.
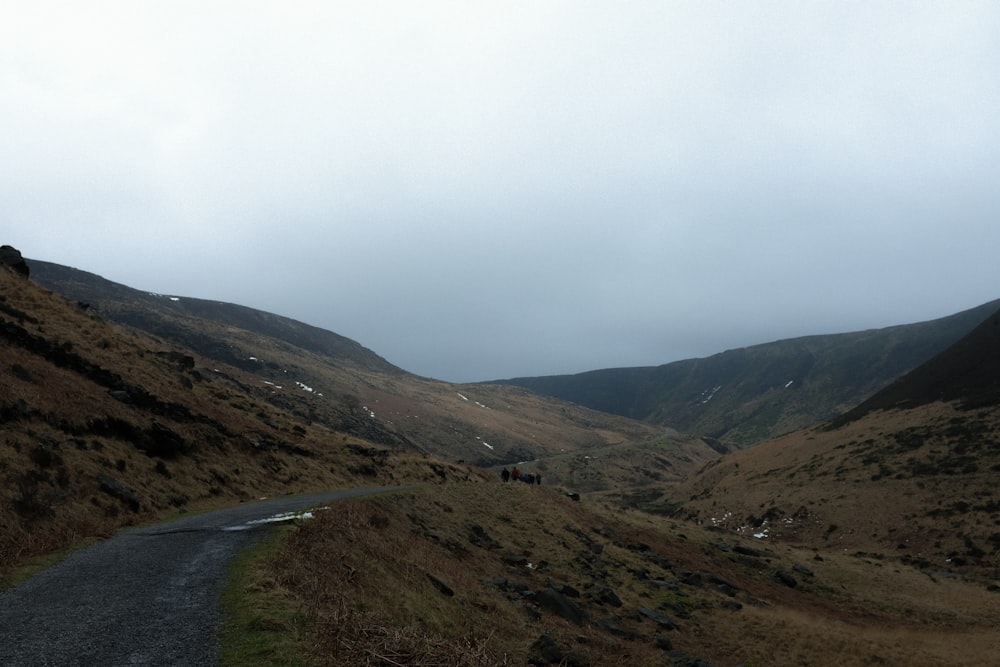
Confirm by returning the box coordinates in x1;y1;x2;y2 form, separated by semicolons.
4;2;999;383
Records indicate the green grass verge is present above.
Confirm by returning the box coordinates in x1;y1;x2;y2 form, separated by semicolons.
218;526;317;667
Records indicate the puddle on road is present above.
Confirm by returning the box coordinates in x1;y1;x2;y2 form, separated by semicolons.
222;507;329;532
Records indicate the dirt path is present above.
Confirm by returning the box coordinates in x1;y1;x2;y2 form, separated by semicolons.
0;487;397;666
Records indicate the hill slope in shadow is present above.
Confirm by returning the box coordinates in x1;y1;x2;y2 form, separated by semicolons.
668;306;1000;576
491;299;1000;444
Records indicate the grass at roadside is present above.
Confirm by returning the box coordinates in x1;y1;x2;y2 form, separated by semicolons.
218;524;318;667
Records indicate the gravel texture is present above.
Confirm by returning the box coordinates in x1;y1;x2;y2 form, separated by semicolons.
0;487;397;666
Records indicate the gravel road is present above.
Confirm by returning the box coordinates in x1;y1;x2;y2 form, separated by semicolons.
0;486;398;666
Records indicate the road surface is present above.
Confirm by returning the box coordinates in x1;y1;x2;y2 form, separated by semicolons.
0;487;397;666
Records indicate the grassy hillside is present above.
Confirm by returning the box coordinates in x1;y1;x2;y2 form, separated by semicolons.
493;299;1000;445
0;261;483;578
243;309;1000;666
28;259;667;469
9;251;1000;665
240;482;1000;666
667;307;1000;578
2;256;674;579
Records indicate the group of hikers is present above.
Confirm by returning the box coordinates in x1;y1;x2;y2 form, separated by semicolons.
500;466;540;485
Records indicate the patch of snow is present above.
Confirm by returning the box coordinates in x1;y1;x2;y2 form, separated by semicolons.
475;401;488;409
169;297;180;302
456;392;469;401
699;386;722;404
296;381;314;393
785;380;794;388
481;441;494;450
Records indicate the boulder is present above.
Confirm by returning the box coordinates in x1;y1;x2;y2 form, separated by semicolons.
98;474;140;511
0;245;29;277
535;588;588;625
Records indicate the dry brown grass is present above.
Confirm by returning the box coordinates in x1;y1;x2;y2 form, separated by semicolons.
0;267;484;578
259;481;1000;667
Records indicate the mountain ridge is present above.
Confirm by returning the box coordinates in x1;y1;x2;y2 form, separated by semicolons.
490;299;1000;444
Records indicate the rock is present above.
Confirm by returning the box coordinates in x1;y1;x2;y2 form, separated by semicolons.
549;580;581;597
502;551;529;567
535;588;587;625
0;245;29;277
10;364;33;382
793;562;815;577
636;607;679;630
528;635;588;666
98;474;140;511
591;585;622;607
733;544;766;557
774;569;798;588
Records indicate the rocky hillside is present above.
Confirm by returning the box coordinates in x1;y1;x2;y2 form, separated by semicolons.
666;305;1000;577
492;299;1000;444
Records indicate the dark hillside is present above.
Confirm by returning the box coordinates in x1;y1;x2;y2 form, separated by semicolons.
668;307;1000;578
24;256;666;469
831;307;1000;424
492;299;1000;444
29;260;399;375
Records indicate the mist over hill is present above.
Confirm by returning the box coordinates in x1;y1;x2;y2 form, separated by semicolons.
491;299;1000;444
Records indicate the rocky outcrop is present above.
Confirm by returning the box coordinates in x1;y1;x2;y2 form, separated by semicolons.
0;245;29;277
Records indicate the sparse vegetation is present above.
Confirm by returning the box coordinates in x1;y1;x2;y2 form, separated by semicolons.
5;257;1000;665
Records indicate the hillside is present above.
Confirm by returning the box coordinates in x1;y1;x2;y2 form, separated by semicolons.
667;306;1000;577
492;299;1000;445
237;307;1000;666
27;258;667;469
1;250;675;577
6;249;1000;665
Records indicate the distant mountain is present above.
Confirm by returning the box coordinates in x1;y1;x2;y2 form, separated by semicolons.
490;299;1000;444
666;305;1000;575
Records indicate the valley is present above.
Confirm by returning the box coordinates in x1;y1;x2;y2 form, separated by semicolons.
3;249;999;666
